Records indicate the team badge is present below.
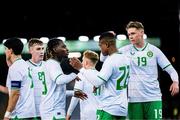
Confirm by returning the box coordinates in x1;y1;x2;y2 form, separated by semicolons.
147;51;153;57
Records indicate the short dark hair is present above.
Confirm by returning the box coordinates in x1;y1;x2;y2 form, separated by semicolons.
99;31;116;46
3;37;24;55
99;31;116;40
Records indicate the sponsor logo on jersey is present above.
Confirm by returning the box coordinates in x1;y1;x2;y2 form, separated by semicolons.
130;51;135;55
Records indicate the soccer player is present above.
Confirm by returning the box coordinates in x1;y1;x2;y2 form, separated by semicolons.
26;38;46;119
100;21;179;119
66;50;103;120
40;38;77;120
3;38;36;120
70;31;130;120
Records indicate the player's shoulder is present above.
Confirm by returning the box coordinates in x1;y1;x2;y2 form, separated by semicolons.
46;59;58;65
118;44;132;51
10;59;28;71
147;43;161;51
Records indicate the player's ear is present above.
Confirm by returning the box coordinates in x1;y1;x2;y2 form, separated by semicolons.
106;42;110;48
53;47;58;53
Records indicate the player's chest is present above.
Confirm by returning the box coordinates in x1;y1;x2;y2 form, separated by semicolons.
129;50;156;67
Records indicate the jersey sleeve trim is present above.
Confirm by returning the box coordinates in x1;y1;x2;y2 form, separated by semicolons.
54;74;63;82
163;64;171;70
97;75;107;82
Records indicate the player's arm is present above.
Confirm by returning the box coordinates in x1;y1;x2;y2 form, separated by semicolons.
80;59;112;87
46;60;77;85
55;73;77;85
66;90;74;97
100;52;108;62
164;65;179;96
157;48;179;96
0;85;8;94
66;96;79;120
4;81;21;119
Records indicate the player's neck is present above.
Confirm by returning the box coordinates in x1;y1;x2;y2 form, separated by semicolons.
11;55;22;64
30;58;42;65
108;47;118;56
85;65;95;70
134;40;145;48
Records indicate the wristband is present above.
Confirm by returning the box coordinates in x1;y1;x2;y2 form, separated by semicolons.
4;111;11;118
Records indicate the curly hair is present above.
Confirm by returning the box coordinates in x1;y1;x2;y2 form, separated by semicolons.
45;38;63;60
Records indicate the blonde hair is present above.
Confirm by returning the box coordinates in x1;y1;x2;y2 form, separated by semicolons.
28;38;43;48
126;21;144;31
83;50;99;65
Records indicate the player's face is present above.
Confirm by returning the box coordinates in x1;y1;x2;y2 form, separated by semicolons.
29;44;44;63
99;39;108;56
127;28;144;45
5;47;12;66
55;42;69;58
82;56;89;68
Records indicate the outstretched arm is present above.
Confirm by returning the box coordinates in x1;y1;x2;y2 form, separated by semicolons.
55;73;77;85
66;90;74;97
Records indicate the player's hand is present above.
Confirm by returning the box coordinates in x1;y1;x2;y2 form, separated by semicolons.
66;114;71;120
3;117;10;120
74;90;88;100
74;76;81;81
169;81;179;96
69;57;82;70
93;86;98;93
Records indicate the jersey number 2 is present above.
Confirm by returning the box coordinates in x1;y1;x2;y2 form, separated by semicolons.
116;65;130;90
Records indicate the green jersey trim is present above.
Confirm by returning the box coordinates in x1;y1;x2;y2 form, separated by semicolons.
97;75;107;82
133;42;148;51
54;74;63;82
28;60;42;67
163;64;171;70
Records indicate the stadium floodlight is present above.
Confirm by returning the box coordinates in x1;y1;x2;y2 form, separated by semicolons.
40;37;49;43
2;39;7;44
78;36;89;42
93;35;100;42
68;52;81;58
143;34;147;39
117;34;127;40
57;37;66;42
20;38;27;44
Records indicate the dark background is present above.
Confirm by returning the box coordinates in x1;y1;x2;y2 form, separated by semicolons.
0;0;180;119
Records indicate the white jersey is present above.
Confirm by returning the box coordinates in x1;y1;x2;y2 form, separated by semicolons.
81;52;130;116
98;52;130;116
119;43;174;102
6;59;36;118
74;69;103;120
40;59;76;120
26;60;46;117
